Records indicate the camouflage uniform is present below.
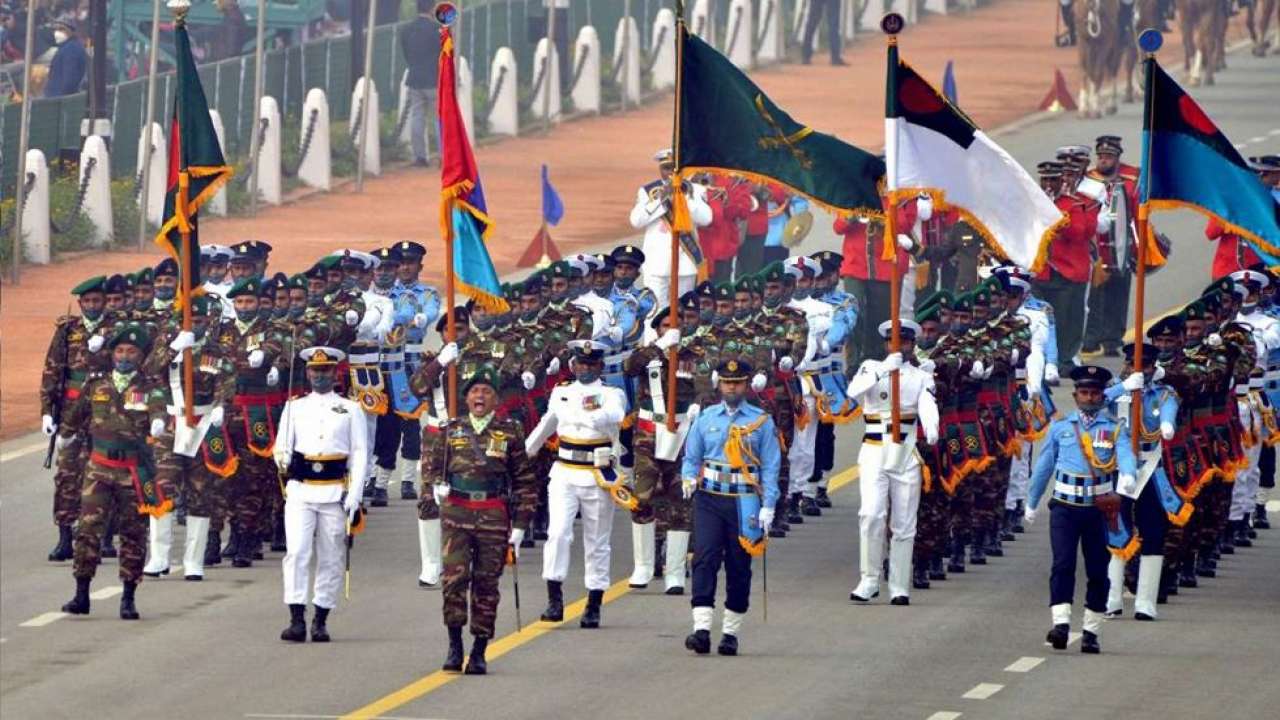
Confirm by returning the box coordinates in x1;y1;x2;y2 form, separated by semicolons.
430;415;538;637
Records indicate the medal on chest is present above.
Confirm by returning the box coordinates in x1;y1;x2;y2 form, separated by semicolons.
124;388;147;411
582;393;602;411
486;432;509;458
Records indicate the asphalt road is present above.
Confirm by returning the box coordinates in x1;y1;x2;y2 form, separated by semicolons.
2;48;1278;720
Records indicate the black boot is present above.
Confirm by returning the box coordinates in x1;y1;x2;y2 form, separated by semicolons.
1178;556;1199;587
443;626;464;671
540;580;564;622
401;479;418;500
986;527;1005;557
947;539;967;573
233;532;255;568
205;529;223;566
580;589;603;628
1233;520;1253;548
1243;514;1257;540
1196;549;1217;578
464;636;489;674
100;516;118;559
786;494;804;525
1255;503;1271;529
48;524;74;562
280;604;307;642
119;581;140;620
929;553;947;581
685;628;711;654
372;486;389;507
969;534;987;565
221;526;240;559
913;564;931;589
815;486;832;508
717;632;739;656
270;514;287;552
1046;623;1069;650
1219;528;1236;554
1001;509;1018;541
1012;501;1026;533
252;533;265;560
311;606;331;642
62;577;91;615
1081;630;1101;654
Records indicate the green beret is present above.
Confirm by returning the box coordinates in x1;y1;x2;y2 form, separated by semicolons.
917;289;953;313
287;274;307;291
72;275;107;296
317;254;343;270
463;365;501;394
916;303;942;324
190;295;210;316
227;277;261;299
110;322;151;350
133;267;155;285
713;283;734;301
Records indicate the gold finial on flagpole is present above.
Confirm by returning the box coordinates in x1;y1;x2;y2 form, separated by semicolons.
168;0;192;25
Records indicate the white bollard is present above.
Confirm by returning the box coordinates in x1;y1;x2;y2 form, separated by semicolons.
256;96;283;205
571;25;602;112
350;77;381;177
649;11;676;90
613;15;641;105
858;0;879;37
135;122;166;227
725;0;754;69
691;0;714;46
457;56;475;146
756;0;784;64
21;149;50;264
397;69;413;148
487;47;519;137
793;0;809;45
530;38;562;122
925;0;948;15
841;0;859;40
298;88;332;192
208;110;228;216
79;136;113;247
891;0;918;24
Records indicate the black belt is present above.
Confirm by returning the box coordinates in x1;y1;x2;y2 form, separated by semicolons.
288;453;348;481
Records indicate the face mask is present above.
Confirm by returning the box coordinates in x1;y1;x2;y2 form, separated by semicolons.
521;308;540;322
763;295;783;309
712;313;731;328
290;305;307;319
721;389;745;408
1078;400;1104;415
155;286;175;301
472;315;495;332
134;300;151;311
792;287;811;300
114;359;137;374
575;369;600;384
951;320;970;333
310;375;335;393
308;293;325;307
341;276;358;290
699;308;715;324
273;306;289;319
236;308;257;323
258;307;275;321
552;288;570;303
614;276;635;290
82;307;103;321
733;307;753;322
917;336;938;351
375;274;396;290
54;30;68;44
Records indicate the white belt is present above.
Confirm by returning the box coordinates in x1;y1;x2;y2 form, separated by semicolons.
700;464;758;484
638;408;687;423
349;352;379;364
167;404;214;417
557;448;607;465
380;352;406;363
405;343;425;354
604;350;633;365
1054;479;1113;497
803;356;833;374
1015;368;1027;380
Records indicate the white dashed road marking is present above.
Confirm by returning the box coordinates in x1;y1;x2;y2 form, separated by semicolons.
1004;656;1045;673
89;585;122;600
925;713;962;720
19;612;68;628
962;683;1004;700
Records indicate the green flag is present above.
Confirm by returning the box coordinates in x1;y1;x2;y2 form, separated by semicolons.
676;28;884;213
154;15;233;300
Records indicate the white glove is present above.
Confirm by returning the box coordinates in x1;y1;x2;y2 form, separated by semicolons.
1023;507;1038;526
1207;333;1223;348
711;370;720;387
87;334;105;353
917;193;934;221
919;359;936;374
149;418;165;438
343;492;361;519
1160;421;1175;441
925;426;939;446
546;357;561;376
522;371;536;390
592;445;613;467
433;483;451;505
607;325;624;344
274;450;291;473
412;312;427;329
1121;372;1145;392
1152;365;1166;383
819;338;831;355
883;352;904;372
438;342;459;368
1117;472;1139;498
248;349;265;368
344;309;360;326
896;233;914;251
1011;348;1020;365
1096;212;1113;235
751;373;768;392
508;528;525;558
969;360;986;379
655;328;681;351
42;414;57;436
209;407;225;428
778;356;795;372
681;477;696;500
169;330;196;353
757;506;775;535
266;367;280;387
1045;364;1060;383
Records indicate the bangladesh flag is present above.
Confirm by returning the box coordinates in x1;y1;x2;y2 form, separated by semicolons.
154;17;233;299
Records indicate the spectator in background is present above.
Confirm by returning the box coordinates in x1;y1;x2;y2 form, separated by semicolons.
801;0;845;66
399;0;439;168
44;17;86;97
210;0;251;62
0;5;17;62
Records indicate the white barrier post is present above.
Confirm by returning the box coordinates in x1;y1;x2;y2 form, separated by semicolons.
135;121;166;227
487;47;519;137
858;0;879;37
458;56;475;145
208;110;228;216
793;0;810;46
397;69;413;148
257;96;283;205
649;10;676;90
756;0;784;64
925;0;949;15
21;149;50;264
614;15;641;105
891;0;918;25
80;136;113;247
572;25;602;112
350;77;381;176
298;88;332;191
531;38;562;122
725;0;754;69
691;0;714;46
841;0;859;40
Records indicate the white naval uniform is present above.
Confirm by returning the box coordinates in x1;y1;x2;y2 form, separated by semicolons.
275;391;369;610
526;379;627;591
788;297;834;498
356;288;395;484
1233;309;1279;521
630;181;711;312
574;290;620;342
1007;303;1052;511
845;358;940;599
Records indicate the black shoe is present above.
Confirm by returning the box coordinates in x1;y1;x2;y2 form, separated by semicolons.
1001;510;1018;541
412;158;430;168
205;529;223;567
830;57;848;67
580;590;603;628
1081;630;1101;654
443;626;465;671
1196;556;1216;578
890;595;910;606
119;582;140;620
185;574;203;582
717;633;738;656
665;586;685;596
801;496;821;517
1012;502;1026;533
520;536;535;548
1046;623;1069;650
281;604;307;642
786;495;804;525
233;532;255;568
986;534;1005;558
928;554;947;581
540;581;564;622
1179;562;1199;588
372;487;389;507
533;529;549;541
685;629;711;654
221;527;239;559
768;527;787;538
465;636;488;674
849;588;879;602
1255;504;1271;529
1220;534;1235;554
947;545;966;574
142;567;169;578
1233;520;1253;547
252;539;265;560
311;606;330;642
815;487;832;508
62;577;91;615
1135;611;1155;621
401;480;418;500
912;566;931;590
270;515;287;552
969;542;987;565
48;525;74;562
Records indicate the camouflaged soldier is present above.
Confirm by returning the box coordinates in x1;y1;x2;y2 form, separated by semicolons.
429;367;538;675
59;323;168;620
41;276;117;562
757;264;811;524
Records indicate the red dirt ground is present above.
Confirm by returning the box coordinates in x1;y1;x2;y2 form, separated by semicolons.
0;0;1252;438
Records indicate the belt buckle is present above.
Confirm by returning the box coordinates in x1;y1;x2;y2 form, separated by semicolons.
468;491;487;501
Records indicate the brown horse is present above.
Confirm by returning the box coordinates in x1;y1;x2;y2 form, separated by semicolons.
1178;0;1227;85
1075;0;1130;117
1247;0;1280;55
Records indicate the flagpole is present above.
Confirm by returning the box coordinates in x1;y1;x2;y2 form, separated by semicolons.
883;16;903;438
1132;31;1161;454
178;171;196;428
444;202;458;419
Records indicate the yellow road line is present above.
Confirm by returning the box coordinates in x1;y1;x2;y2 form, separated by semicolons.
342;465;861;720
